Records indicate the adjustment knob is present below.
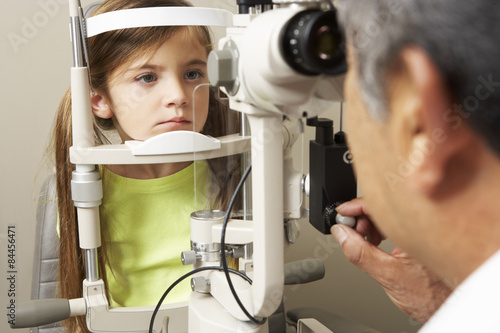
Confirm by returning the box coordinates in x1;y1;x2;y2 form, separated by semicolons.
335;213;356;227
207;49;236;88
191;276;211;293
324;202;357;228
181;251;198;265
207;40;239;95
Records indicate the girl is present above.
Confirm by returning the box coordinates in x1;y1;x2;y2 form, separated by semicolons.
50;0;240;332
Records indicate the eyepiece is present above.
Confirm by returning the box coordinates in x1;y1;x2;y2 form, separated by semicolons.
280;9;346;76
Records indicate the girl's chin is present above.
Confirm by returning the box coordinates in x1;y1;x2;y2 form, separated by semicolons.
123;125;204;141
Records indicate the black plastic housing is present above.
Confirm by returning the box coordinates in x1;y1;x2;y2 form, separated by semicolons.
237;0;273;14
308;117;357;234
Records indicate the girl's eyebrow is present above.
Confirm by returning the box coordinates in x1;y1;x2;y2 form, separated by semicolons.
127;59;206;73
126;64;162;72
184;59;207;67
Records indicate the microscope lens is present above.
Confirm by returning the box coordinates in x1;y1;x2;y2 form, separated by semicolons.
280;9;346;76
315;25;338;60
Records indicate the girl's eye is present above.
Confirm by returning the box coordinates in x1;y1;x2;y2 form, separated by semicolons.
136;73;157;84
185;69;205;81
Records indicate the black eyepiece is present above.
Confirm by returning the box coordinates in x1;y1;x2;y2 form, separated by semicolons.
280;9;347;76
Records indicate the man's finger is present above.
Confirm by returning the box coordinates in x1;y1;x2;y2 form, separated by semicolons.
336;197;370;217
354;217;385;246
355;216;372;237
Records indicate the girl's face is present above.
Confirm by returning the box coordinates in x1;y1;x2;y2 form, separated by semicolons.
92;30;210;141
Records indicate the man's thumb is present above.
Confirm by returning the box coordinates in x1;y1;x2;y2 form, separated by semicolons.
331;224;390;278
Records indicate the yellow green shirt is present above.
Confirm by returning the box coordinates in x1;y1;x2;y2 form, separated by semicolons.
100;161;212;307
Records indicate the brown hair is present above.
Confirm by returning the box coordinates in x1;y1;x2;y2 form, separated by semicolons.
51;1;239;332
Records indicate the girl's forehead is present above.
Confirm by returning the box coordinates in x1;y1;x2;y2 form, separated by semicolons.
107;29;207;79
134;31;206;64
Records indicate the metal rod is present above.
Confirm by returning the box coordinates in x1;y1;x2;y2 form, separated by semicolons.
241;114;252;220
85;248;99;282
70;16;84;67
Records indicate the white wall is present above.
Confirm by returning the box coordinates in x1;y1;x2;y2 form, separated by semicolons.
0;1;419;333
1;1;73;333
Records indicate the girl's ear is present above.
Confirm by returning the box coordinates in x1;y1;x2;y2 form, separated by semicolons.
91;92;113;119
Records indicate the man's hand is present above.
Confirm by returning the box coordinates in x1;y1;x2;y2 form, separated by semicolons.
331;198;452;323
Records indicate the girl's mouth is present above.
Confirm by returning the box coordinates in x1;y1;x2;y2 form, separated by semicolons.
157;117;192;129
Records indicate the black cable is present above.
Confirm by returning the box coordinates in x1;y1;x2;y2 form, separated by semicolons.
148;265;252;333
220;164;267;326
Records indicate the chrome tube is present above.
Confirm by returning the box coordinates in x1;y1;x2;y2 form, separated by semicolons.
85;248;99;282
70;16;84;68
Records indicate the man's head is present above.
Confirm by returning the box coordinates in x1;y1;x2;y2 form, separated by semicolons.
336;0;500;285
338;0;500;151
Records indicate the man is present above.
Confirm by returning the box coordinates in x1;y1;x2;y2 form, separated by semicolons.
330;0;500;331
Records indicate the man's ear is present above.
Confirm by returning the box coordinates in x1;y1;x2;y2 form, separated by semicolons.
388;47;476;197
91;92;113;119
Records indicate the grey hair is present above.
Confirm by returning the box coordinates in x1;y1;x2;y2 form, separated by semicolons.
336;0;500;154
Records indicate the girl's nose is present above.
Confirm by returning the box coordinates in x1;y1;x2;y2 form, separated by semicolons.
163;78;189;109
